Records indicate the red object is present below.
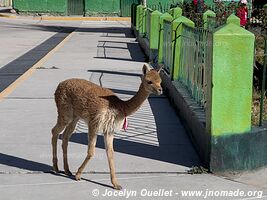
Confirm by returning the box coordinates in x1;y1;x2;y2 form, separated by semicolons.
122;117;128;131
237;7;248;26
193;0;197;6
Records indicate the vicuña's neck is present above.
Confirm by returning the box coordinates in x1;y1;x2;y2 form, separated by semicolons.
122;83;150;116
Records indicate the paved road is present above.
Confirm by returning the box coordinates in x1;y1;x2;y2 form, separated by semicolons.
0;18;266;200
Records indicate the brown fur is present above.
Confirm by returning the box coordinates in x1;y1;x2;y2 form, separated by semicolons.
51;64;162;190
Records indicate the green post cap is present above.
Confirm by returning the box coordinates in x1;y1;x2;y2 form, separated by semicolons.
203;10;216;20
227;14;240;26
169;7;182;19
160;12;173;23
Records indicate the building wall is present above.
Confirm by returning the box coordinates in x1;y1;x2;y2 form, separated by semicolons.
13;0;67;15
85;0;120;16
147;0;184;6
0;0;12;7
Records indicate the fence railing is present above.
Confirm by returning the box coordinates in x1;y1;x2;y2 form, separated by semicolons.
178;24;213;107
162;20;173;74
148;3;171;13
132;3;263;173
206;16;217;31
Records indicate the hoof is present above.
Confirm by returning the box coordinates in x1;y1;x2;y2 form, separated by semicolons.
53;165;59;173
113;184;122;190
75;172;81;181
65;170;73;176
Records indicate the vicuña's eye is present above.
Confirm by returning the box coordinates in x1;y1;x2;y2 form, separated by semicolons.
147;81;153;84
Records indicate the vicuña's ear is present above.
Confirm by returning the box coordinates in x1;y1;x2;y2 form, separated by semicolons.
142;63;150;75
156;64;163;73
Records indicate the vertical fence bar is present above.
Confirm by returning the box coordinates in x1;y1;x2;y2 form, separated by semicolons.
259;39;267;126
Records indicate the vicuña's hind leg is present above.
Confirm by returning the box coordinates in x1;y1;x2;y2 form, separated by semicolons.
51;118;67;172
62;117;79;176
104;133;121;190
75;124;97;181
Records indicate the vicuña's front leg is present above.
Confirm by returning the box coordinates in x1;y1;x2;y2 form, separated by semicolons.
104;133;122;190
75;125;97;181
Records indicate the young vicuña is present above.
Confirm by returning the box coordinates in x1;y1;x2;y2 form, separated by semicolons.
51;64;162;190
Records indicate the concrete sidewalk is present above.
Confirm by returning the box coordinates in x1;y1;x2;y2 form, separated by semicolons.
0;19;266;200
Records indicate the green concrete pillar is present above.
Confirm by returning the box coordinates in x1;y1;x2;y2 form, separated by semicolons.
158;13;173;64
136;5;142;31
203;10;216;29
172;16;194;80
149;10;162;61
226;14;240;26
142;7;147;37
169;7;182;19
210;20;256;171
211;19;255;137
136;5;146;35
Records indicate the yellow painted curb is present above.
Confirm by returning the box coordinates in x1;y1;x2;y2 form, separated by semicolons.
34;16;131;21
0;13;17;18
0;31;75;102
0;14;130;21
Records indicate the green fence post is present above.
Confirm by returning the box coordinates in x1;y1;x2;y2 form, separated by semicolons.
210;15;255;171
142;6;147;37
169;7;182;19
149;10;162;62
203;10;216;29
226;14;240;26
172;16;194;80
136;5;142;32
131;3;138;27
136;5;145;34
158;13;173;64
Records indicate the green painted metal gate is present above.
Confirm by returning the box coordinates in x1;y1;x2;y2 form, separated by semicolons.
120;0;141;17
68;0;84;15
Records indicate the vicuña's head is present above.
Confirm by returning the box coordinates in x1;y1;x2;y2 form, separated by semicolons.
142;64;162;95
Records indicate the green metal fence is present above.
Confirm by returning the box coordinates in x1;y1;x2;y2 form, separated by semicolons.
206;16;216;30
206;15;226;31
121;0;140;17
178;24;213;107
148;3;171;13
162;20;173;73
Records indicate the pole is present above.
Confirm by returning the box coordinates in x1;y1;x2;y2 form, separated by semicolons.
143;0;147;7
